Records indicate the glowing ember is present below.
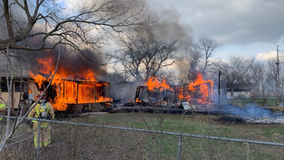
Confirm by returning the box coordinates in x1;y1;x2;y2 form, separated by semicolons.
135;98;142;103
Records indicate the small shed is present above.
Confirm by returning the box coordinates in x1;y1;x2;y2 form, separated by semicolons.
226;83;253;99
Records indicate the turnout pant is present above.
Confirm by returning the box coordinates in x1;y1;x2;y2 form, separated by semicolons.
33;122;51;148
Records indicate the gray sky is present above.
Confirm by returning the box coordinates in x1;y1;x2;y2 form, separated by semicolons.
148;0;284;60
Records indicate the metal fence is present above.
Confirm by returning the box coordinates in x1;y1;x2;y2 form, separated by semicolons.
1;116;284;160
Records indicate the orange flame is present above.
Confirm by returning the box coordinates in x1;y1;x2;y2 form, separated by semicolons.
177;87;184;100
135;98;142;103
144;74;213;105
178;73;213;105
29;56;112;111
145;76;170;92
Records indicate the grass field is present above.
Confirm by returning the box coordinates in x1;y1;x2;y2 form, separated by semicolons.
81;112;284;140
1;112;284;159
76;112;284;159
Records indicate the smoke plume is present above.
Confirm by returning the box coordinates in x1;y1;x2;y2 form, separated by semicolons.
218;104;280;119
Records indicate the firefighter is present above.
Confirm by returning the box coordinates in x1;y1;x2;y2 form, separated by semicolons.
0;103;6;121
0;89;6;121
28;91;55;149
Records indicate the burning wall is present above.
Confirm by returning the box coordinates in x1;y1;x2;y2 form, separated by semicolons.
140;73;213;106
28;50;112;111
46;80;112;111
177;73;213;105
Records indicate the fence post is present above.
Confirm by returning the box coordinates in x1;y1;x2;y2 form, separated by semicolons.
36;121;41;160
178;134;182;160
247;142;250;160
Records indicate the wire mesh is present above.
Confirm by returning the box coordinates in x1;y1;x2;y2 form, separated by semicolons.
0;115;284;159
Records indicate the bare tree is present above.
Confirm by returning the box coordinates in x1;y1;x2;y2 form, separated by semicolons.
259;64;270;105
0;0;151;59
211;56;254;98
198;34;221;74
185;43;202;81
267;58;284;105
184;34;220;82
248;61;266;103
110;37;178;82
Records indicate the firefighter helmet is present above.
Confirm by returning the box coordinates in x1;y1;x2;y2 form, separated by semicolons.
37;91;46;99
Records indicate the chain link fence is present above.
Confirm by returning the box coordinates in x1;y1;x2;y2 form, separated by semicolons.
0;115;284;160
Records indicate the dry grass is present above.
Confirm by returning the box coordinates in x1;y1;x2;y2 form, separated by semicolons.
0;112;284;159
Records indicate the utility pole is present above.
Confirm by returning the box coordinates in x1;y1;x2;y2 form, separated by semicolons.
276;45;280;106
218;70;221;107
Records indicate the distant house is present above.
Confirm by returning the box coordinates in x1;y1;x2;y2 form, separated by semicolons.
226;83;253;99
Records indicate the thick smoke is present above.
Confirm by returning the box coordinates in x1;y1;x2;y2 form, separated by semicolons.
14;35;106;80
218;104;281;119
103;73;144;102
134;6;193;47
26;47;106;80
1;0;194;102
107;0;193;101
0;1;107;79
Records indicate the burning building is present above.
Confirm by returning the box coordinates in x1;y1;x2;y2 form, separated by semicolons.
0;48;113;112
27;55;113;111
177;73;213;105
0;76;112;112
133;76;172;106
133;73;214;109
